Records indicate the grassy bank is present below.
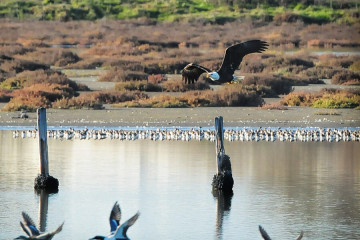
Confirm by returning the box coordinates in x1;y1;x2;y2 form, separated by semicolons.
0;0;359;24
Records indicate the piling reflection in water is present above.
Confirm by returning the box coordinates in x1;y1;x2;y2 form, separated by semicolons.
213;190;233;240
37;190;49;233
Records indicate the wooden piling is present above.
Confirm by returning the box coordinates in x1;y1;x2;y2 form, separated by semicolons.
38;108;49;176
212;116;233;192
34;108;59;191
215;116;225;174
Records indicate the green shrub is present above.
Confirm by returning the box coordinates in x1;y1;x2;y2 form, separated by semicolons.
349;61;360;72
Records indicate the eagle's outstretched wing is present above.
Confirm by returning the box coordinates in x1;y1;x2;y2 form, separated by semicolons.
181;63;212;84
218;40;268;79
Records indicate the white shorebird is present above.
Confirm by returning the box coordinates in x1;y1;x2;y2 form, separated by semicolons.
89;201;140;240
14;212;64;240
259;225;303;240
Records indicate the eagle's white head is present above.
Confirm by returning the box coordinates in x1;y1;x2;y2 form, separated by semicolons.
206;72;220;81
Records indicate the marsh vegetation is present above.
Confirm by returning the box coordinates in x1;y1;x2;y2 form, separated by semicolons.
0;1;359;111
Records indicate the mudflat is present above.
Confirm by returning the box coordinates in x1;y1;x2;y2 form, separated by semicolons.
0;105;358;128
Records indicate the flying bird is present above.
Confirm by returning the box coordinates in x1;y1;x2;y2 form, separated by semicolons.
259;225;304;240
14;212;64;240
89;201;140;240
181;40;268;84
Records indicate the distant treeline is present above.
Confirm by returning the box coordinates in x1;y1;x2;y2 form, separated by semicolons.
0;0;358;23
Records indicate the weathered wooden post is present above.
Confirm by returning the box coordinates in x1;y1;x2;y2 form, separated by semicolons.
212;116;233;192
34;108;59;192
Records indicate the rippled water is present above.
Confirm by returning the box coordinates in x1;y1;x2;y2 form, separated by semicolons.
1;130;359;239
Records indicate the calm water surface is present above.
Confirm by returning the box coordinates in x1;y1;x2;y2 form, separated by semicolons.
0;130;359;239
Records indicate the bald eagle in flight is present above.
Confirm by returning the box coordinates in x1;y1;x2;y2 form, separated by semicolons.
181;40;268;84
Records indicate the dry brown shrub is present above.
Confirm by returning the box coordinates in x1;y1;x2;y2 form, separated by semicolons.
243;53;315;75
241;55;268;73
143;58;188;74
261;102;288;110
161;80;210;92
280;88;359;108
2;92;50;112
12;69;88;91
242;84;278;98
242;74;293;94
22;83;75;101
1;81;78;110
273;12;300;23
280;91;316;106
83;90;147;103
0;89;12;102
300;66;342;79
16;38;50;48
0;58;49;74
52;96;103;110
148;74;167;84
114;81;162;92
181;85;264;107
317;54;360;69
65;58;107;69
307;39;360;48
0;44;34;56
22;49;81;67
53;90;148;109
115;84;263;108
99;67;148;82
331;71;360;85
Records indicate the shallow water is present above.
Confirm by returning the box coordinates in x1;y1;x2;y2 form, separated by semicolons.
0;130;359;239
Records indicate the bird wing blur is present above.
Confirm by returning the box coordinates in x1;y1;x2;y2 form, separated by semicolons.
109;201;122;232
181;63;211;84
17;212;63;240
36;222;64;240
113;212;140;239
21;212;40;236
217;40;268;83
89;202;139;240
259;225;304;240
295;231;304;240
259;225;272;240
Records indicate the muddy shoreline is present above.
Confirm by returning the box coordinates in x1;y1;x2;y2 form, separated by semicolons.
0;105;359;129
